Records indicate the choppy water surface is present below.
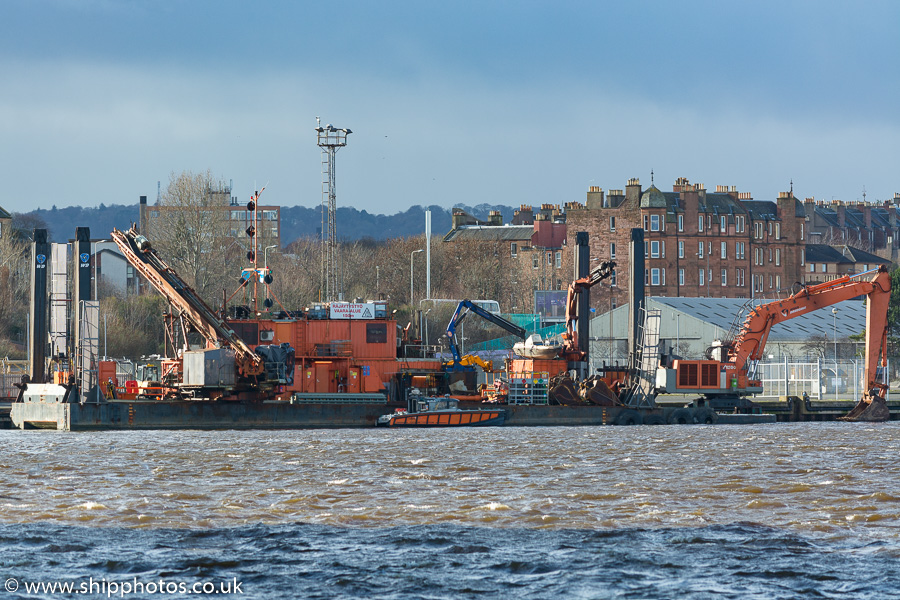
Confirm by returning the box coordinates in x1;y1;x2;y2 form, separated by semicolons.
2;423;900;598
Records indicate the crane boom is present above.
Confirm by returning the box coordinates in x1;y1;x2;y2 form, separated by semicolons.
726;267;890;372
445;300;527;368
561;260;616;359
111;226;264;378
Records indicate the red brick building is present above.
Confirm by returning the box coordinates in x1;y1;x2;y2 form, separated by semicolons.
564;177;807;308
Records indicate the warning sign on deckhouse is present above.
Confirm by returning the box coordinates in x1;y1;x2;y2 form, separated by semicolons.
329;302;376;320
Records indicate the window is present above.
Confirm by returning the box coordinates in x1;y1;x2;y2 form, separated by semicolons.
679;268;685;286
698;242;704;259
555;251;562;269
645;241;649;258
801;248;805;266
533;254;539;269
366;323;388;344
720;216;727;232
821;264;826;273
737;242;745;260
661;241;665;258
678;214;684;232
721;269;727;286
650;240;660;258
699;215;704;232
736;215;744;233
775;248;781;266
699;269;705;286
645;269;649;285
678;241;684;258
510;242;517;257
643;215;649;231
547;252;552;266
776;275;781;290
800;223;804;241
769;275;773;289
775;223;781;239
610;270;617;287
610;243;616;259
809;263;815;273
651;268;660;286
609;216;616;231
768;222;773;236
721;242;727;259
650;214;660;231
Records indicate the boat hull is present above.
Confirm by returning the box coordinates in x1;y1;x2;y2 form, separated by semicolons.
378;409;506;427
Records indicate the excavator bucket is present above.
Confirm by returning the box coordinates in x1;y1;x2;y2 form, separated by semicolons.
550;375;582;405
581;378;618;406
839;396;890;422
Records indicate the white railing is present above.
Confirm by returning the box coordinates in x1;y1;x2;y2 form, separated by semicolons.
756;358;890;400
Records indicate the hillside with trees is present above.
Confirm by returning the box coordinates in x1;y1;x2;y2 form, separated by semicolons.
23;202;516;244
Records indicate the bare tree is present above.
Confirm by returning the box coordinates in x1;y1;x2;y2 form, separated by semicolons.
0;229;29;356
146;170;231;300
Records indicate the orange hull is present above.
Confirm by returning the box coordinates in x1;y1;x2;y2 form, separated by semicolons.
378;409;506;427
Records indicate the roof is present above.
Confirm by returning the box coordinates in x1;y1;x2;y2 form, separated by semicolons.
741;200;779;221
805;244;853;264
640;185;668;208
651;296;867;342
839;245;887;264
443;224;534;243
805;244;887;265
0;205;10;219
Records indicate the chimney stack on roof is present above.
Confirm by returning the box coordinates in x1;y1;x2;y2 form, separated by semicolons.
586;186;605;209
488;210;503;226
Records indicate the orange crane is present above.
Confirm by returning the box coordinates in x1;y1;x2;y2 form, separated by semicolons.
655;265;892;421
560;260;616;362
111;226;265;381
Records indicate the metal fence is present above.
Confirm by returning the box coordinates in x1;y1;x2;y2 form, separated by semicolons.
468;321;566;353
756;358;891;400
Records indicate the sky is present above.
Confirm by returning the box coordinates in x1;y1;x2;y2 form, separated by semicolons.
1;0;898;216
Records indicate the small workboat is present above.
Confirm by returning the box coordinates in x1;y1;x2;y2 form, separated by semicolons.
377;395;506;427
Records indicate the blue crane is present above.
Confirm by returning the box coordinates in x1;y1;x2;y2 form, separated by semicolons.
445;300;528;371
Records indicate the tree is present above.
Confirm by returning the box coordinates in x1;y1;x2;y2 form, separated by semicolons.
0;231;29;357
99;294;166;358
146;170;231;300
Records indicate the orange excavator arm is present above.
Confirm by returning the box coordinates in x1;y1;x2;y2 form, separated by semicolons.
726;265;890;418
562;260;616;357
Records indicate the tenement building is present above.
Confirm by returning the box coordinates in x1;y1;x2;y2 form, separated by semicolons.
564;177;807;306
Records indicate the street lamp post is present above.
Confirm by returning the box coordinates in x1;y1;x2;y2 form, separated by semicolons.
410;249;424;307
676;313;680;358
832;307;838;400
263;245;277;271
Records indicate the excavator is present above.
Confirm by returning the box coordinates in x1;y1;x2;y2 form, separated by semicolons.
444;299;527;372
560;259;616;363
655;265;892;421
112;226;293;400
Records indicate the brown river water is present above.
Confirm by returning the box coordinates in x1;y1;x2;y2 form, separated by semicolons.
2;423;900;598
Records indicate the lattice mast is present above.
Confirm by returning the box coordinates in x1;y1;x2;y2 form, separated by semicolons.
315;117;351;302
